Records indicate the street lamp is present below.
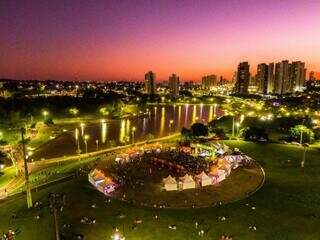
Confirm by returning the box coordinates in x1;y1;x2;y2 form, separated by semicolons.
131;126;136;144
169;120;174;134
299;126;305;145
111;229;125;240
42;110;49;121
80;123;85;136
75;128;81;154
230;113;235;138
69;107;79;117
96;139;99;151
301;143;308;168
236;122;240;137
84;134;89;153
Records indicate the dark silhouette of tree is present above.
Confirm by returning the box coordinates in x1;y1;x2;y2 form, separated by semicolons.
190;123;208;137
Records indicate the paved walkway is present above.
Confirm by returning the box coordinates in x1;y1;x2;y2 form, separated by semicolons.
0;133;180;199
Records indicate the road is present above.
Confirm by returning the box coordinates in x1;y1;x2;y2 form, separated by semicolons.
0;133;180;200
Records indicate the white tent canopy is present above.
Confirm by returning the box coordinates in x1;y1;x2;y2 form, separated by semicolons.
180;174;196;190
196;171;212;186
163;175;178;191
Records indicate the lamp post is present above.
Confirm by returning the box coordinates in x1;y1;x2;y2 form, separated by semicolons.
169;120;174;134
301;144;307;168
299;126;304;145
75;128;81;154
84;134;89;153
131;127;136;144
236;122;240;137
232;115;235;138
80;123;85;136
96;139;99;151
49;193;66;240
42;110;49;121
21;128;33;208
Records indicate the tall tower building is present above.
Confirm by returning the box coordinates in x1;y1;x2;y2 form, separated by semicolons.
309;71;316;81
257;63;269;94
145;71;156;94
290;61;306;92
267;63;275;93
201;74;217;89
235;62;250;94
231;71;237;83
274;60;290;94
168;73;179;97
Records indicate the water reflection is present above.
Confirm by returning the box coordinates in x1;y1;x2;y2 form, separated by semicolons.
101;121;107;144
119;119;126;143
208;105;213;122
192;105;197;123
35;104;224;160
160;107;165;135
178;106;181;129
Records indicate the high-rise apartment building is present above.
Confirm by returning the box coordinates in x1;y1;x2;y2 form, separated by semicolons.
257;63;269;94
290;61;306;92
274;60;290;94
234;62;250;94
309;71;316;81
145;71;156;94
201;74;217;89
267;63;275;93
168;73;179;97
256;63;275;94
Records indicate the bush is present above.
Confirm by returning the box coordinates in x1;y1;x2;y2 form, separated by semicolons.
181;127;192;139
44;118;54;125
210;126;226;138
242;127;269;142
208;116;233;133
190;123;208;137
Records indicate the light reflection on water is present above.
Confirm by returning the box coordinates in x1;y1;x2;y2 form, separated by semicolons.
34;104;223;160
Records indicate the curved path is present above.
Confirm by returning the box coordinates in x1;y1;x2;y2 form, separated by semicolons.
0;133;180;200
95;159;265;209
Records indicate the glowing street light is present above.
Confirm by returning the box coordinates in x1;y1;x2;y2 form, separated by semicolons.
169;119;174;134
80;123;85;136
131;126;136;144
236;122;240;136
111;229;125;240
299;126;305;145
69;107;79;117
99;107;109;116
96;139;99;151
75;128;81;154
42;110;49;121
84;134;89;153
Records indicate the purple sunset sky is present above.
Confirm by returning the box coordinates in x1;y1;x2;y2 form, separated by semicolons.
1;0;319;81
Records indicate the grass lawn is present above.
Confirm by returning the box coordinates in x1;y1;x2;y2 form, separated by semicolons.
0;141;320;239
0;167;16;189
112;162;263;208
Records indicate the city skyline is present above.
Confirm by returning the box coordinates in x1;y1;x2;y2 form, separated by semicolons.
1;0;320;81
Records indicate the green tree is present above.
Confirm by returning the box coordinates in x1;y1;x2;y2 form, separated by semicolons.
181;127;192;140
190;123;208;137
289;125;314;143
242;127;268;141
208;116;233;133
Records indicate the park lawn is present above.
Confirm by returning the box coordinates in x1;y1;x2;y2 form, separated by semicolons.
0;166;16;189
113;163;263;208
0;141;319;240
